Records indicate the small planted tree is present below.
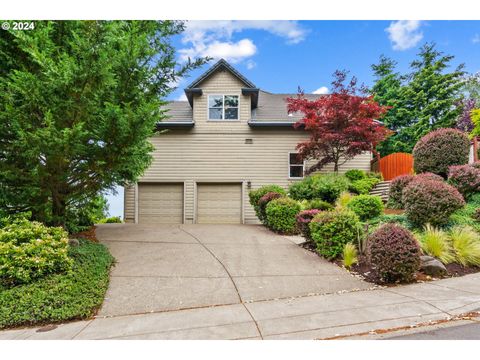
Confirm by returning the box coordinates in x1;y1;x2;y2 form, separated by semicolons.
287;71;391;173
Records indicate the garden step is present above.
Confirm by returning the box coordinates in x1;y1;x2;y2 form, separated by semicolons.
369;181;391;202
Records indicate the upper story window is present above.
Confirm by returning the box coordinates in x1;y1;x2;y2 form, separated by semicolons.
208;95;239;120
289;152;305;179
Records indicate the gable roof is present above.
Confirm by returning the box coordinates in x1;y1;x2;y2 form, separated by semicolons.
185;58;257;89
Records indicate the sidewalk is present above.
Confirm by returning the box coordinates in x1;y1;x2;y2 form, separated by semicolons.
1;272;479;340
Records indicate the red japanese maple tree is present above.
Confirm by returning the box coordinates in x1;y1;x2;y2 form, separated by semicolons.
287;71;392;173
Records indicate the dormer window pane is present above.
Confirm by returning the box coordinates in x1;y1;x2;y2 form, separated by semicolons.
208;95;239;120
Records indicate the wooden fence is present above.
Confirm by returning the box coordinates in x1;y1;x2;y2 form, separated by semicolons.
374;152;414;181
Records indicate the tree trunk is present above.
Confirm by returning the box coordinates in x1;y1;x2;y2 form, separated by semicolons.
51;191;66;227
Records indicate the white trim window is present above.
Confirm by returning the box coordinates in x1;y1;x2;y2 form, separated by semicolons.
289;152;305;179
208;95;239;120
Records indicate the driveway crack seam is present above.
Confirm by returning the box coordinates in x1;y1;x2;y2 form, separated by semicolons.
383;288;454;317
178;226;264;339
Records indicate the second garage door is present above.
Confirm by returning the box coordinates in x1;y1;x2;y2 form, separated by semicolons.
138;183;183;224
196;183;242;224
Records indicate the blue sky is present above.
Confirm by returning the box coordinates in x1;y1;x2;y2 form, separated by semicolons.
106;20;480;218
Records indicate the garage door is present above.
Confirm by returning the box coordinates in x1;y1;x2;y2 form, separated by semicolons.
138;183;183;224
196;183;242;224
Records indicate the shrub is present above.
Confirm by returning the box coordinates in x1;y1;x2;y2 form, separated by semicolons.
0;219;73;287
415;172;444;182
265;197;301;234
257;192;284;224
304;199;333;211
388;175;414;209
366;171;384;181
413;128;470;177
65;195;109;234
335;191;355;209
342;243;358;269
349;177;381;195
415;224;455;264
450;226;480;266
296;209;322;240
288;174;350;203
104;216;122;223
347;195;384;221
345;169;366;181
249;185;287;220
474;208;480;222
309;209;361;259
0;239;113;329
472;161;480;170
448;164;480;199
449;193;480;232
367;223;421;283
403;179;465;226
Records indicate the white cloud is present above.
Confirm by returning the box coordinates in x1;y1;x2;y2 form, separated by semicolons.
178;21;306;65
386;20;424;51
176;93;187;101
473;34;480;44
246;59;256;70
312;86;329;95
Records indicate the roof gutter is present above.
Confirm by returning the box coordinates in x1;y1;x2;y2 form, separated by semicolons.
156;121;195;128
248;120;302;128
184;88;203;107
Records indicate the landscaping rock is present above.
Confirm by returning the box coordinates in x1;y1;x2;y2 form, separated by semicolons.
420;255;447;277
68;238;80;247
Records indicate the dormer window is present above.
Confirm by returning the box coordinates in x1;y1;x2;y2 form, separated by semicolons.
208;95;239;120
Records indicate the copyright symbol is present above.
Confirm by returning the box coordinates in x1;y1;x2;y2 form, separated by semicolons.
1;22;10;30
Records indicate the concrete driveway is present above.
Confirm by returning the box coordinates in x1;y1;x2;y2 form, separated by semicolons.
96;224;371;317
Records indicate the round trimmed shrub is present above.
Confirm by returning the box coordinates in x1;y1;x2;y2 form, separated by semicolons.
309;209;361;259
304;198;333;211
249;185;287;220
413;128;470;177
472;161;480;170
345;169;366;181
448;164;480;199
347;194;384;221
388;175;414;209
288;174;350;203
0;219;73;286
403;178;465;226
367;223;421;283
415;172;444;182
296;209;322;240
257;192;283;224
265;197;301;234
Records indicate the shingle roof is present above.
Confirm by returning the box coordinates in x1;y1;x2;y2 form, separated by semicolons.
186;59;256;89
161;101;193;122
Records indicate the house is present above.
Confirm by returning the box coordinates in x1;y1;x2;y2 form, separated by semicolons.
124;59;371;224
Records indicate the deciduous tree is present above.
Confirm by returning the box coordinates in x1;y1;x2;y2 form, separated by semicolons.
287;71;391;173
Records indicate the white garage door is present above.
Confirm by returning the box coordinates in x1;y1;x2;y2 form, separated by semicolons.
196;183;242;224
138;183;183;224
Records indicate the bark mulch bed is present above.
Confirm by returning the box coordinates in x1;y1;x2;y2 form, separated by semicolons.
383;208;405;215
300;240;480;286
70;226;98;242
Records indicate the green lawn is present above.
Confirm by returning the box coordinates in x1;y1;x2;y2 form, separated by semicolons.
0;239;114;329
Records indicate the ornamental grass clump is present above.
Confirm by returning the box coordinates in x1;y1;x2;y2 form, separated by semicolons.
367;223;421;283
309;209;361;259
448;164;480;199
415;224;455;264
342;243;358;269
413;128;470;177
296;209;322;241
449;226;480;267
265;197;301;234
403;178;465;226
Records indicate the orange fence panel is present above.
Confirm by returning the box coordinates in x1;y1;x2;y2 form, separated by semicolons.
378;152;413;181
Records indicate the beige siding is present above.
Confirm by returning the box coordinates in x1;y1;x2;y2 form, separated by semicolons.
126;70;373;224
124;184;135;223
191;70;251;133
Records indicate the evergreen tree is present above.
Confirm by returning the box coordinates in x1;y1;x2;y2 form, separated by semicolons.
0;21;206;226
371;43;465;155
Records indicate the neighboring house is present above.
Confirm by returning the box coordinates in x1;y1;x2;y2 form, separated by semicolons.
124;59;371;224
